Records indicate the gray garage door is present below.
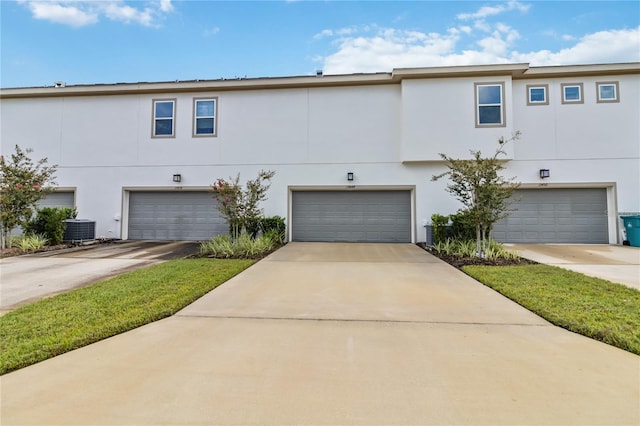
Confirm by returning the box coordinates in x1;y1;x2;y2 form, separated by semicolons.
39;191;75;209
128;191;227;241
492;188;608;243
292;190;411;242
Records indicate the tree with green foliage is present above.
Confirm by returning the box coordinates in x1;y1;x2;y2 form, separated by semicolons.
211;170;276;239
432;132;521;257
0;145;57;249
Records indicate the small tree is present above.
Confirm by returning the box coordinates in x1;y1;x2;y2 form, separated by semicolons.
0;145;57;249
211;170;276;239
432;132;520;257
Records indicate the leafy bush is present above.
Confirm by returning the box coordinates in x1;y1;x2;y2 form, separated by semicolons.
430;212;475;244
260;216;285;243
430;214;450;244
200;231;279;259
449;211;476;241
24;207;77;245
14;234;48;252
245;217;262;238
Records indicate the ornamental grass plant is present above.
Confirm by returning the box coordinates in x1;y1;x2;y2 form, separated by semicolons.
200;231;280;259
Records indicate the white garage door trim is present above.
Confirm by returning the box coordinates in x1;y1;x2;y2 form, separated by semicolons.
493;183;617;244
122;187;225;241
288;186;416;243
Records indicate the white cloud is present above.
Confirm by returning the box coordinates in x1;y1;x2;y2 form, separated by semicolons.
160;0;173;13
511;27;640;65
319;24;640;74
203;26;220;37
20;1;174;27
315;1;637;74
25;1;98;27
101;2;154;26
322;28;461;74
314;26;361;40
457;0;530;21
314;29;334;39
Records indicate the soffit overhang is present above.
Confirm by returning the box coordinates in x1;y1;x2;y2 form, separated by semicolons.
2;62;638;99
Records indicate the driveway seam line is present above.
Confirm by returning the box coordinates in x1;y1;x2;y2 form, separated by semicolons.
174;314;549;327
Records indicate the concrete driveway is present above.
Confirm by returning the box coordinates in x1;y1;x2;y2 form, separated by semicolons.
509;244;640;290
1;243;638;425
0;241;200;313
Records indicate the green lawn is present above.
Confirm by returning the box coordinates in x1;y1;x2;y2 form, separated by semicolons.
0;258;254;375
463;264;640;355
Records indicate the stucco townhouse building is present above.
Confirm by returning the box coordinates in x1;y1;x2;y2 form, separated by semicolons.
1;62;638;244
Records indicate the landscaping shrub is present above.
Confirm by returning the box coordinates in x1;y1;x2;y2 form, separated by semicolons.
245;217;262;238
430;213;450;244
484;239;520;261
14;234;48;252
430;212;475;244
260;216;285;242
200;230;279;258
433;238;518;261
24;207;77;245
449;211;476;241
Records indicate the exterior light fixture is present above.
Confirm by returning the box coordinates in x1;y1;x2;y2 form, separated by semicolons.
172;174;182;183
539;169;550;179
347;172;354;181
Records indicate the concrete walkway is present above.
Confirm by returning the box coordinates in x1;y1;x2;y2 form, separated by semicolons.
1;243;638;425
509;244;640;290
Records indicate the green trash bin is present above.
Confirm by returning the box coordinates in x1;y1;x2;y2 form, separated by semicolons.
620;215;640;247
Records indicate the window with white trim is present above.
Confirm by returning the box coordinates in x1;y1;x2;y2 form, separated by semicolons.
152;99;176;137
596;81;619;103
475;82;505;127
193;97;217;137
561;83;583;104
526;84;548;106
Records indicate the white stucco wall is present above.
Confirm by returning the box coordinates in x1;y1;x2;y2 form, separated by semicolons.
400;77;515;161
1;66;638;243
510;74;640;217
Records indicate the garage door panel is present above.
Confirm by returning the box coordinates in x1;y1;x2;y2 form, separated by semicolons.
128;191;227;241
493;188;607;243
292;190;411;242
38;192;75;210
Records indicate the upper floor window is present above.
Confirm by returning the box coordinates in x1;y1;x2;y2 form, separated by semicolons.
561;83;583;104
475;82;505;127
526;84;548;106
193;97;218;137
152;99;176;138
596;81;619;103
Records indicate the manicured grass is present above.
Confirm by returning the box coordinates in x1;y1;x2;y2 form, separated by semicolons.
462;264;640;355
0;258;254;375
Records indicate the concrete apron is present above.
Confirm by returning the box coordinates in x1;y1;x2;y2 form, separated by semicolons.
2;243;639;425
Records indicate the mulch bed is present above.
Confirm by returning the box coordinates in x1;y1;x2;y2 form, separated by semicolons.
417;243;537;268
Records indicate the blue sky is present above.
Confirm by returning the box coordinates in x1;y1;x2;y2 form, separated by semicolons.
1;1;639;88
